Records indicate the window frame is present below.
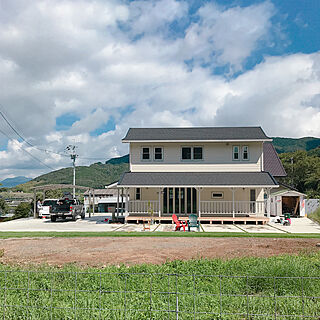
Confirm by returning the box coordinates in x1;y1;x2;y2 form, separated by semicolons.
181;146;192;160
141;146;151;161
181;146;204;161
242;145;250;161
153;146;164;161
211;191;224;199
232;145;240;161
193;146;203;161
135;188;141;200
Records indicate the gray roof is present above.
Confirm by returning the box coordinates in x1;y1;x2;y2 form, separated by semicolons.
122;127;271;142
118;172;278;187
263;142;287;177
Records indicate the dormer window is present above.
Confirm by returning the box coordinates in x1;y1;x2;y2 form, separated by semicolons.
242;146;249;160
233;146;239;160
142;147;150;160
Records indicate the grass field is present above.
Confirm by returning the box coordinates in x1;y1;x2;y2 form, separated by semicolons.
1;231;320;239
1;253;320;319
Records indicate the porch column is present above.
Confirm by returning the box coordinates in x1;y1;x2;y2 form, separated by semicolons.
158;188;161;217
231;188;235;218
266;188;271;218
125;188;129;214
117;188;120;218
198;188;201;217
121;187;124;214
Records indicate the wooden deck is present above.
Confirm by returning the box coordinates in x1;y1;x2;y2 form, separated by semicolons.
126;215;269;225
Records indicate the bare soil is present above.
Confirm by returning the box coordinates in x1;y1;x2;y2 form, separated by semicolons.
0;237;319;266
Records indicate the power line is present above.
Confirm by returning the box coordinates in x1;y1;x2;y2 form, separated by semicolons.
0;106;68;158
0;127;56;171
0;107;108;161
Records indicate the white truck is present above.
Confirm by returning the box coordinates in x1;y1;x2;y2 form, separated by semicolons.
39;199;58;218
50;195;84;222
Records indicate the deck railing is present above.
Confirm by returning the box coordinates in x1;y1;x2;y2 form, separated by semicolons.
200;201;265;216
128;200;159;214
128;200;265;216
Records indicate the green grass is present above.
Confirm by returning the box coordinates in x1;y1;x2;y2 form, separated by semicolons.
0;253;320;319
1;231;320;239
309;207;320;225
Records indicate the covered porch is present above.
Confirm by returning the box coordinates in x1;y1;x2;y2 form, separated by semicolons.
117;172;278;223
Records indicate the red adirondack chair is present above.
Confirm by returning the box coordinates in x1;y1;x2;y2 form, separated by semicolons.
172;214;187;232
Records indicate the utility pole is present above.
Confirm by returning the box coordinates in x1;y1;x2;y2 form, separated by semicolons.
66;145;78;198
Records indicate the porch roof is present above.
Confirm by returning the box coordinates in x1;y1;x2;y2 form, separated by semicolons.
118;172;278;188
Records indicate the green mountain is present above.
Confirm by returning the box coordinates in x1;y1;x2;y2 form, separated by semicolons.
272;137;320;153
105;154;129;164
15;162;129;192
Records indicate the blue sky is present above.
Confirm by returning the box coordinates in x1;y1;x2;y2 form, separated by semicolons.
0;0;319;179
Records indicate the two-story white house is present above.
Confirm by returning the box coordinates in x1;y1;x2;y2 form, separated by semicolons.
117;127;286;224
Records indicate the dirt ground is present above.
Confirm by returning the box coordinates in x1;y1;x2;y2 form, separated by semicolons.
0;237;319;266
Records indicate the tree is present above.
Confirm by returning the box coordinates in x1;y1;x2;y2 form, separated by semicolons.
279;151;320;198
14;202;32;219
0;198;8;214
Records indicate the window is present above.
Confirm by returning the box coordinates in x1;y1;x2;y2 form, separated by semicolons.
193;147;203;160
233;146;239;160
142;147;150;160
182;146;203;160
211;192;224;199
154;147;163;160
242;146;249;160
135;188;141;200
182;147;192;159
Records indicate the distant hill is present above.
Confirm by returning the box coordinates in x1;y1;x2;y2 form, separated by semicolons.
15;162;129;192
272;137;320;153
106;154;129;164
0;176;31;188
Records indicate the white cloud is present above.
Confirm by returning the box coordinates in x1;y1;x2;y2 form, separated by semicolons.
0;0;319;180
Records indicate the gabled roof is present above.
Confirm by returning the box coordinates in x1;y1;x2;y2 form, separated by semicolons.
263;142;287;177
122;127;271;142
118;172;278;187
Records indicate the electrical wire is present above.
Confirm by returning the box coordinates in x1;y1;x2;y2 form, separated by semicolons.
0;107;108;161
0;127;56;170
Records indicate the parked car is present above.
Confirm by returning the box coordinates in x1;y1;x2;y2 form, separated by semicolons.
39;199;58;218
50;195;84;222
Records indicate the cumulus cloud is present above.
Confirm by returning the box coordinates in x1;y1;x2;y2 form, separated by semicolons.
0;0;319;179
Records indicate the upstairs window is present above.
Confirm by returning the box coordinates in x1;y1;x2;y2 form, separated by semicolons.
182;147;192;160
242;146;249;160
182;147;203;160
135;188;141;200
154;147;163;160
193;147;203;160
142;147;150;160
233;146;239;160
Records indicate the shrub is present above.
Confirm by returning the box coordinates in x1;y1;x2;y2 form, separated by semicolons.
14;202;32;219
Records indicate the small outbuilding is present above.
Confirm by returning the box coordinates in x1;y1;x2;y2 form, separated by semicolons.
270;185;306;217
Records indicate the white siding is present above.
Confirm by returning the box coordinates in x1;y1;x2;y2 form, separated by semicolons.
130;142;262;172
